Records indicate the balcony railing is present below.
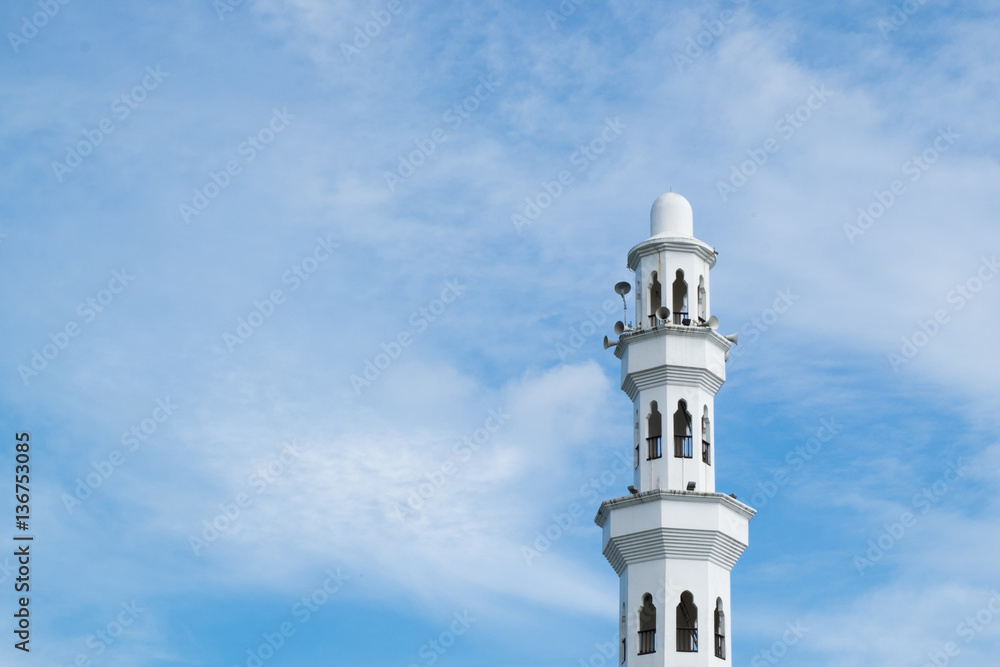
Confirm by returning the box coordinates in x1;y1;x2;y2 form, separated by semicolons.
674;435;693;458
676;628;698;652
673;311;689;325
702;439;712;465
638;629;656;655
715;633;726;659
647;435;662;460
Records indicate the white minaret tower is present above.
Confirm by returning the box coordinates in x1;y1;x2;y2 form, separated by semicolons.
596;193;755;666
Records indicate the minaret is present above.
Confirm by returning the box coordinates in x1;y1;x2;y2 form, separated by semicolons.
596;193;754;666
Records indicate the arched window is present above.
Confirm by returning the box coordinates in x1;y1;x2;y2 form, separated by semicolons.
702;406;712;466
714;599;726;659
673;400;692;458
621;603;627;663
634;410;640;469
648;272;662;327
676;591;698;652
638;594;656;655
672;270;688;324
698;276;707;321
647;402;662;460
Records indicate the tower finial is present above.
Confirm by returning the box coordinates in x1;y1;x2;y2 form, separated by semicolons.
650;192;693;238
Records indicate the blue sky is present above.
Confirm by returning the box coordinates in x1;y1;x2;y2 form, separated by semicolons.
1;0;999;665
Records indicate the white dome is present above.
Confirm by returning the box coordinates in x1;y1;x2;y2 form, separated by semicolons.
650;192;693;238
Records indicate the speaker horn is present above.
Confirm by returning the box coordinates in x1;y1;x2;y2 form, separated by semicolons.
655;306;670;322
603;335;619;350
614;321;625;336
707;315;719;330
724;332;739;345
614;281;632;297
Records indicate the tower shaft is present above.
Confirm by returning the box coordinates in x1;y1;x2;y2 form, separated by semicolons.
596;194;754;666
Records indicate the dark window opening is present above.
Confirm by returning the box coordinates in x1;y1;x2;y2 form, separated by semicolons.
714;599;726;659
702;408;712;466
647;402;662;460
672;270;688;324
676;591;698;653
639;594;657;655
673;400;693;459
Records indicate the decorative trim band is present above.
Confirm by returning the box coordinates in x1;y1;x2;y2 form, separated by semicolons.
621;364;724;401
595;489;757;526
614;323;732;360
626;237;718;270
603;527;747;575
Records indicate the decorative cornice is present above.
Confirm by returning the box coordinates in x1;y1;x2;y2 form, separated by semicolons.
613;323;732;360
626;236;718;271
602;526;747;575
621;364;724;401
595;489;756;527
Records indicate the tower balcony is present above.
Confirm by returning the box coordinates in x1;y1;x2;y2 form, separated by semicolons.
645;311;694;329
638;629;656;655
676;627;698;653
674;435;693;458
614;324;732;403
647;435;662;460
595;490;755;577
715;632;726;659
